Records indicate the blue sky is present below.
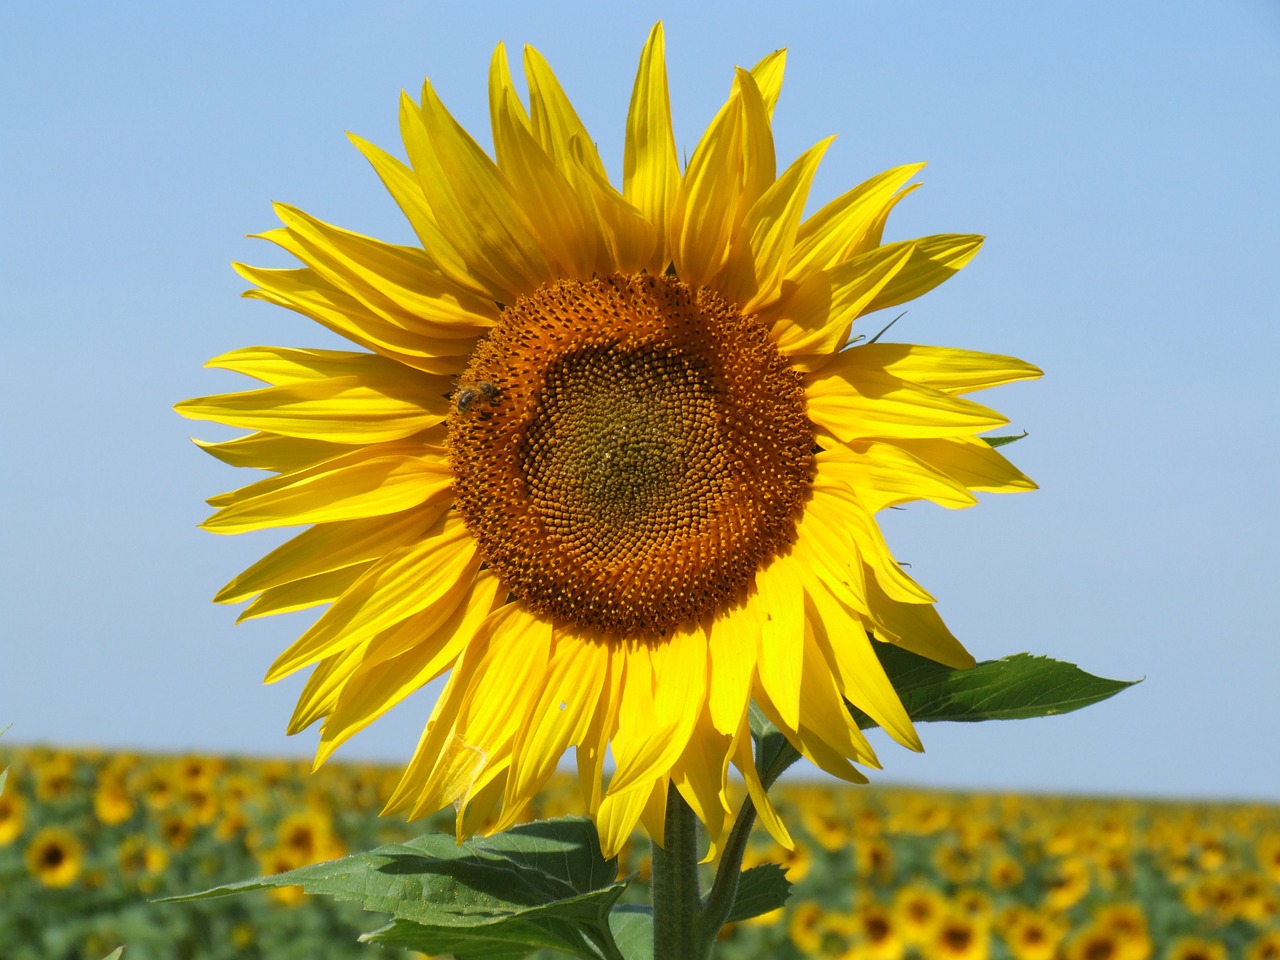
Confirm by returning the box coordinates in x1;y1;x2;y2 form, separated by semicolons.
3;1;1278;802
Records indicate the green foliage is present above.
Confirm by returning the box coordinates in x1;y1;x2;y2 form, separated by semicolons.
982;431;1028;447
723;864;790;924
2;746;1277;960
606;906;653;960
858;645;1139;726
169;819;630;960
753;647;1137;785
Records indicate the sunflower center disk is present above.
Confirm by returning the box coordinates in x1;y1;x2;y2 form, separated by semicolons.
448;274;814;637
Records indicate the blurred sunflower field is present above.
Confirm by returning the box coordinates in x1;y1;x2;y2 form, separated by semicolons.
2;746;1278;960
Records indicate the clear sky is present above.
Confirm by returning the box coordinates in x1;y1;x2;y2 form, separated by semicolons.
3;1;1278;803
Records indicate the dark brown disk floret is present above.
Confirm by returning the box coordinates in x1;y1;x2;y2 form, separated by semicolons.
447;273;814;637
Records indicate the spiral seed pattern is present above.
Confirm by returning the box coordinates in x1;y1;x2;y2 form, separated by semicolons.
448;273;814;636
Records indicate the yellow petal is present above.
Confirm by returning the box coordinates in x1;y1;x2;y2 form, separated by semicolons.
721;136;835;313
816;441;978;514
204;345;425;385
753;557;804;732
670;88;742;288
202;444;453;534
404;85;552;297
192;432;353;473
574;159;660;275
235;263;471;376
490;78;601;279
837;343;1043;395
523;44;609;184
624;22;679;273
808;479;934;604
575;645;624;816
236;565;370;622
788;163;925;281
748;48;787;119
765;242;916;365
176;377;448;443
346;132;485;301
734;68;775;212
502;627;609;827
732;719;793;850
791;500;869;613
315;571;506;765
596;780;651;860
637;777;670;849
805;581;920;751
751;646;872;784
383;603;509;815
798;619;878;766
670;708;734;858
608;623;706;796
487;42;530;137
215;506;444;604
410;602;553;818
860;234;984;315
287;643;368;735
265;206;497;336
894;435;1037;494
865;576;975;669
806;354;1009;441
265;513;476;681
705;601;758;736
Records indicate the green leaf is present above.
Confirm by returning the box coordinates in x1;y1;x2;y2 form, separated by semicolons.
163;817;629;960
982;430;1028;448
98;951;125;960
608;905;654;960
725;863;790;923
852;645;1138;727
749;644;1132;808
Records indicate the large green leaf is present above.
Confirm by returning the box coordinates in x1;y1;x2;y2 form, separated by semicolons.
163;818;629;960
752;645;1135;782
608;905;654;960
854;645;1139;727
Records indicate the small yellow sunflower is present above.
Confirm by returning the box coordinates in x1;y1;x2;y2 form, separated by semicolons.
93;776;136;826
178;23;1039;857
25;826;84;889
932;910;991;960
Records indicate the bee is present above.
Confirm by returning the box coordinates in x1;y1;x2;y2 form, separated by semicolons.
455;380;500;413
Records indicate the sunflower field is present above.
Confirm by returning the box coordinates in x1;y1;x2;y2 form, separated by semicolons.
1;745;1277;960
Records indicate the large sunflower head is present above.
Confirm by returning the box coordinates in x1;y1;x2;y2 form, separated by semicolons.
177;23;1040;858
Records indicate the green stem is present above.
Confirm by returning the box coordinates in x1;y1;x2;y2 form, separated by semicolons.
651;787;705;960
697;797;757;938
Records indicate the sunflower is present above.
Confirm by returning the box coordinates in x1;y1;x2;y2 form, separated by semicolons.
931;911;991;960
177;23;1039;857
25;826;84;889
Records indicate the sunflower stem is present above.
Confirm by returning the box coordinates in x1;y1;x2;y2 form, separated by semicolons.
651;787;708;960
697;796;757;941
